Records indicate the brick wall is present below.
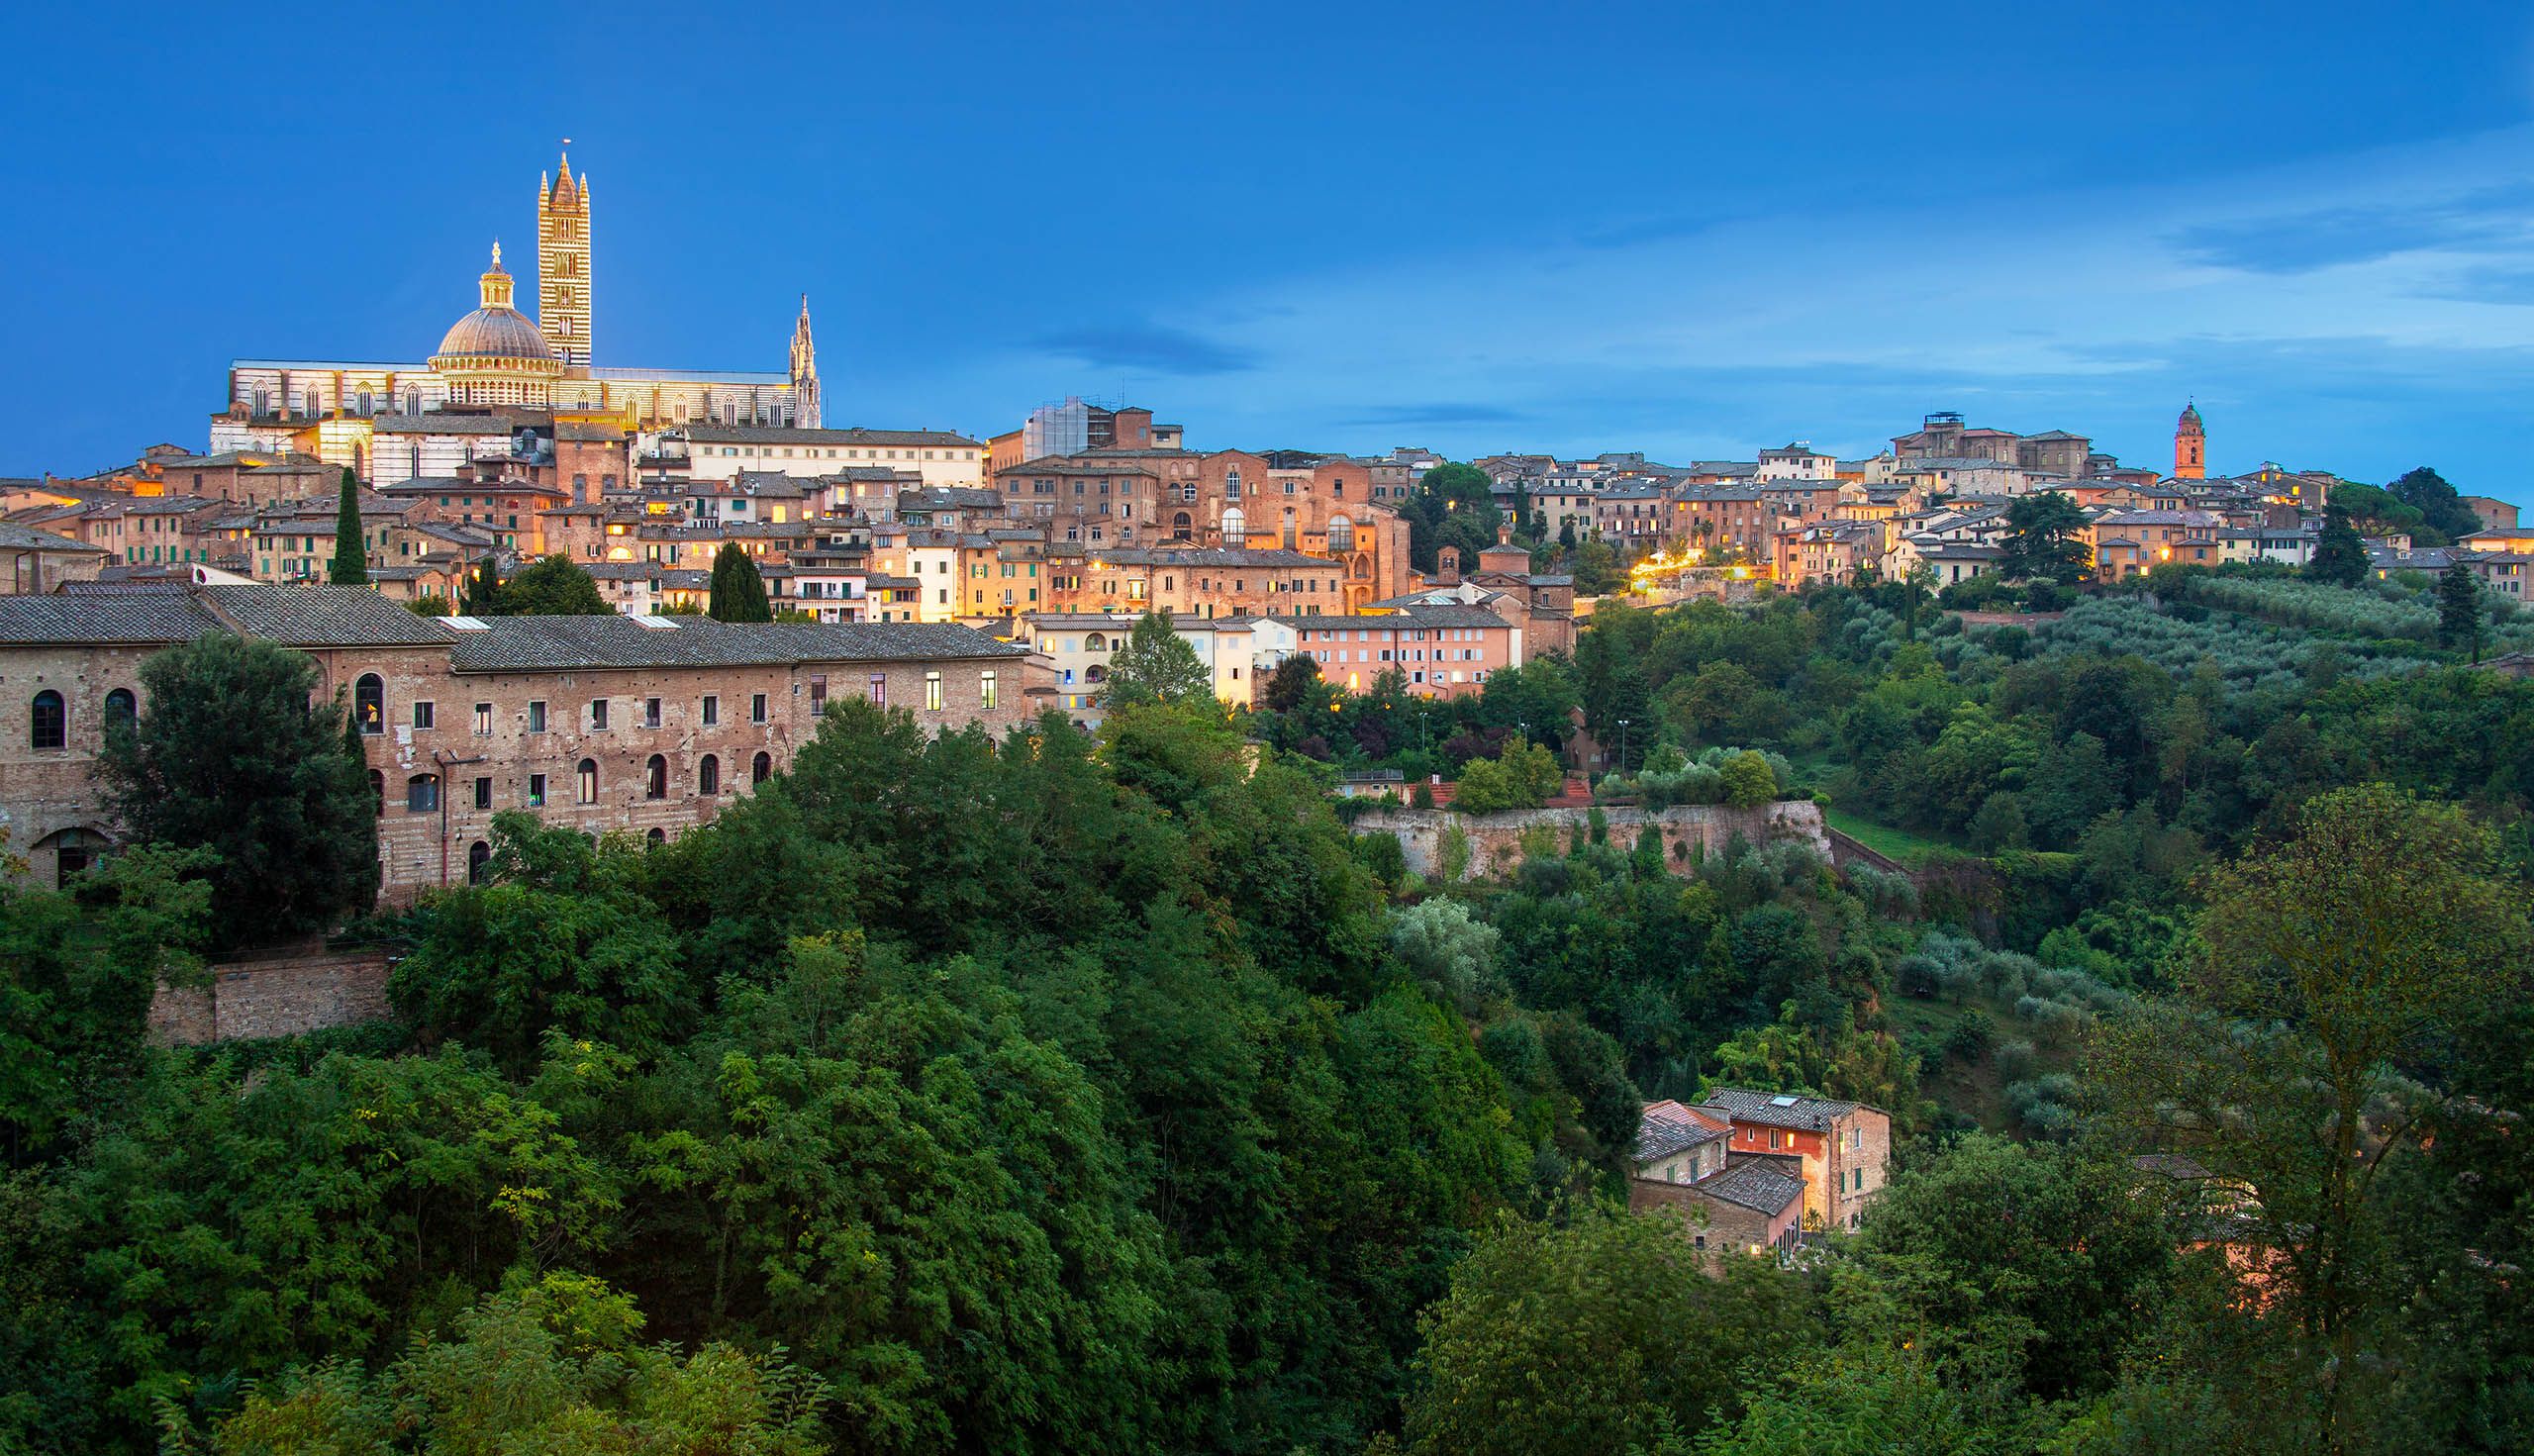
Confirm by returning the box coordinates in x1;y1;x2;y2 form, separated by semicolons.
148;945;393;1044
1350;800;1832;880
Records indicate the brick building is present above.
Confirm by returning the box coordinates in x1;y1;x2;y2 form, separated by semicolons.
1697;1088;1893;1230
0;581;1042;899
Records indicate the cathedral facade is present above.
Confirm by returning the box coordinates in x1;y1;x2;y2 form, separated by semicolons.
217;150;821;477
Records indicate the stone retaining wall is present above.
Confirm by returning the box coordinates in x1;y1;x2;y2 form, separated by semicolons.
1351;799;1831;879
148;945;394;1045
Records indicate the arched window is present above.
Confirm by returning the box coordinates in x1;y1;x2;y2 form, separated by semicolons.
1084;631;1108;651
1220;507;1245;546
1327;514;1354;550
30;690;65;749
698;753;720;795
304;387;322;418
752;751;772;785
645;827;666;845
1224;467;1241;499
406;774;439;812
576;758;598;805
104;688;137;728
1173;511;1194;540
354;674;384;733
466;840;492;885
644;754;668;800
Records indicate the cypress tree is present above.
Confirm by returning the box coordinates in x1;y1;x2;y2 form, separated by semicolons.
330;467;369;585
2307;507;2371;587
2438;558;2485;662
709;541;773;622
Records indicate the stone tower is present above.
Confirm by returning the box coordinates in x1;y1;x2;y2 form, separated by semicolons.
2174;401;2205;480
537;149;593;368
790;294;822;429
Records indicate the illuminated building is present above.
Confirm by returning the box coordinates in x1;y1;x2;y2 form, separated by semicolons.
216;149;822;475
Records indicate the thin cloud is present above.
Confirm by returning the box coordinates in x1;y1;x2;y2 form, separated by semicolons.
2168;181;2534;274
1032;323;1258;375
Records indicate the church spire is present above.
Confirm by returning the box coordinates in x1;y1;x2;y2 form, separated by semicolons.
790;293;822;429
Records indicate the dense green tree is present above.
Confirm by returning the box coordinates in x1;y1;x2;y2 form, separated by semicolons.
196;1278;832;1455
1397;1210;1813;1456
388;814;693;1069
2306;507;2370;586
1857;1134;2178;1401
1719;749;1777;809
457;555;503;615
2387;465;2481;542
2098;785;2532;1448
94;632;377;948
327;467;367;586
708;540;774;622
0;847;210;1161
2437;558;2485;661
1997;491;2092;585
498;554;615;615
1262;652;1321;712
1104;610;1214;709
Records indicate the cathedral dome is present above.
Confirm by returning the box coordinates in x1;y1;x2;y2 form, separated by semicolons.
431;243;564;407
437;304;554;363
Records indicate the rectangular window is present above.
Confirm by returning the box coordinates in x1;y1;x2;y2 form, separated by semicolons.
810;676;828;715
528;700;547;733
590;699;609;730
472;776;492;810
702;695;719;726
980;670;998;710
750;693;768;724
407;776;439;813
867;674;886;707
925;671;942;711
644;697;662;728
473;702;493;734
411;702;436;730
528;773;547;808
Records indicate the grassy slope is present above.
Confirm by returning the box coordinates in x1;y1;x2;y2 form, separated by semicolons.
1823;809;1959;867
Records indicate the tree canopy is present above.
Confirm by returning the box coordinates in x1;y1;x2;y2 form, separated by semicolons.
1997;491;2092;584
709;541;773;622
1102;610;1214;709
93;631;377;950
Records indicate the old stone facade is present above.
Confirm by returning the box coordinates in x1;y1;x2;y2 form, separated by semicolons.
0;583;1044;902
1349;800;1832;880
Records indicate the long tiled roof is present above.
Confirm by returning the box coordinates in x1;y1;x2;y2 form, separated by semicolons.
1693;1159;1804;1215
0;522;108;553
1633;1113;1725;1163
198;584;455;646
1700;1087;1861;1132
0;591;220;643
442;615;1024;672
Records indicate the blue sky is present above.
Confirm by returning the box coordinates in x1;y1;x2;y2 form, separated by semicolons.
9;1;2534;504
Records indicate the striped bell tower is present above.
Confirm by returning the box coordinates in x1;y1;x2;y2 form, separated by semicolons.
537;146;593;368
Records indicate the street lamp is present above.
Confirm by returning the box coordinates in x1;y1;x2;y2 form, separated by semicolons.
1616;718;1630;772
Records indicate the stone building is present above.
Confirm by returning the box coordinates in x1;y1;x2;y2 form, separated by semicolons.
0;581;1042;899
1696;1088;1893;1231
